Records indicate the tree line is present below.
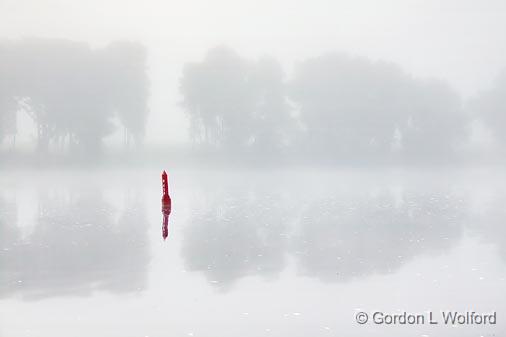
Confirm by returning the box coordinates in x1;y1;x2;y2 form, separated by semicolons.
0;38;148;155
2;40;506;164
181;47;506;163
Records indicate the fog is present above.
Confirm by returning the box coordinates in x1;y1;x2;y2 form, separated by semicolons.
1;0;506;166
2;3;506;336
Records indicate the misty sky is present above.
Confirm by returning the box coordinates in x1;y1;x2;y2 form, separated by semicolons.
1;0;505;145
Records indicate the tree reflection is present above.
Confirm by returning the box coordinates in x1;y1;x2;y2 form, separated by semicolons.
0;197;20;289
292;189;465;282
0;190;149;300
182;185;467;287
182;188;293;290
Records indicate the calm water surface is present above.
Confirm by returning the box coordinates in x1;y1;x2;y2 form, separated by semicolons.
1;168;505;337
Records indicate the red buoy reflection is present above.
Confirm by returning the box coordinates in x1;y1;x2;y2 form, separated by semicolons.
162;213;169;240
161;170;172;240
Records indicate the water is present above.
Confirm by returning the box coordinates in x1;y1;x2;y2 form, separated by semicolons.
1;168;505;336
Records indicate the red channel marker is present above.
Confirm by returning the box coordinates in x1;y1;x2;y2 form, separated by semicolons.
161;170;172;240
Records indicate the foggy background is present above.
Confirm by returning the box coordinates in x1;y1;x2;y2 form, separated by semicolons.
1;0;506;166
